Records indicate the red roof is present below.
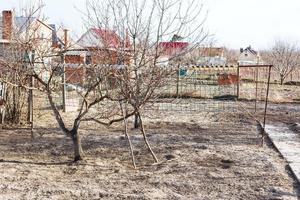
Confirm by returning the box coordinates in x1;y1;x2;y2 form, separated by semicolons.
78;28;131;49
91;28;121;49
159;42;189;56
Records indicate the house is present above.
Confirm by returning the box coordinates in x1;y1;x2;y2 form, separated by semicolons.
64;28;131;84
0;10;64;48
238;46;263;65
196;47;227;66
0;10;66;81
76;28;130;65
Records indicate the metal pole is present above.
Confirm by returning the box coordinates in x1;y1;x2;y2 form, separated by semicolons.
27;51;33;124
29;50;35;137
62;29;68;112
30;76;34;136
27;66;30;122
263;66;272;127
176;64;180;97
237;64;240;100
254;68;258;112
62;54;66;112
28;82;33;121
262;65;272;146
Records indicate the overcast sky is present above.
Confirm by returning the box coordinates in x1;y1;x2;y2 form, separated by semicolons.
1;0;299;50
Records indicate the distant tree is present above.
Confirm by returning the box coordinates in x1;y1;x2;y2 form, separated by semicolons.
223;48;238;65
262;40;300;85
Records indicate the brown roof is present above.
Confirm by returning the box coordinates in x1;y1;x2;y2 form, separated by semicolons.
159;42;189;56
198;47;224;57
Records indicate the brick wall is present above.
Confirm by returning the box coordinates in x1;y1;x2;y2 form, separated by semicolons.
65;67;86;85
65;55;85;64
64;49;131;84
91;49;130;65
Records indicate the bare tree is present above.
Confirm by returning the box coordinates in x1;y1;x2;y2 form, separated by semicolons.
262;40;300;85
0;3;133;162
0;41;28;124
84;0;209;163
1;0;208;164
0;3;47;124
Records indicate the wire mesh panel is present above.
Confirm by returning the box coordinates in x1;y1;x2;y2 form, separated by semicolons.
151;65;239;113
160;66;237;98
237;64;300;111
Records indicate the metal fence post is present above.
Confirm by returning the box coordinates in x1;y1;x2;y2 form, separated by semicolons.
263;65;272;128
61;54;66;112
237;64;240;99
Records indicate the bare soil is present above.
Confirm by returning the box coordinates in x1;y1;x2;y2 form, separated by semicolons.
0;102;299;199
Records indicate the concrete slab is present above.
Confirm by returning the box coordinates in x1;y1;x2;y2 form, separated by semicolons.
265;124;300;184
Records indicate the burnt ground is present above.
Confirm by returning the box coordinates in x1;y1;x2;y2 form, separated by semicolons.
0;101;300;199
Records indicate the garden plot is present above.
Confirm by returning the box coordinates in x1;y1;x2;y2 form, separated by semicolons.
0;104;299;199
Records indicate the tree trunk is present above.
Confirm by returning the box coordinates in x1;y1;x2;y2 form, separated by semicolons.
46;88;83;161
134;113;140;129
120;102;136;169
71;130;84;161
138;113;158;163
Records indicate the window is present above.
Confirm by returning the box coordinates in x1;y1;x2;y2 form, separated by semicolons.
86;55;92;64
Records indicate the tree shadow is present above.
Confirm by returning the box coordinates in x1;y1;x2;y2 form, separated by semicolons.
0;159;73;166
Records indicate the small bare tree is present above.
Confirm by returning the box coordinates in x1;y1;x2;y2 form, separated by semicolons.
0;3;132;161
262;40;300;85
84;0;209;164
0;3;47;124
0;41;28;124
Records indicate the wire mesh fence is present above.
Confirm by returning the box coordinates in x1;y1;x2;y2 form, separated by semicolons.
239;65;300;103
35;64;284;115
3;63;298;129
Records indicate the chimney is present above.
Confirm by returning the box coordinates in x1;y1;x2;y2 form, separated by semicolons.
2;10;13;40
240;48;243;53
64;29;68;49
125;29;130;48
49;24;58;48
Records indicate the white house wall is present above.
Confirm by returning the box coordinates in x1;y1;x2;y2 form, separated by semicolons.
78;31;102;48
238;51;261;65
